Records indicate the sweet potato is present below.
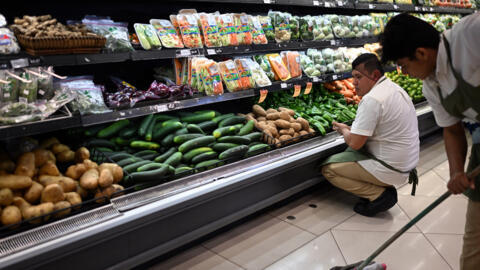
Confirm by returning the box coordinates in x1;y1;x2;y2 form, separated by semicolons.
1;205;21;225
98;169;114;188
15;152;35;177
274;119;291;129
52;201;71;218
57;150;75;163
279;111;290;121
80;169;99;190
299;130;309;136
0;175;32;190
245;113;255;121
74;147;90;163
278;107;295;116
266;108;278;114
291;123;302;132
308;128;315;133
101;185;116;198
279;135;292;142
296;117;309;131
38;175;76;192
38;160;60;176
40;137;60;149
266;113;280;120
98;163;123;183
51;144;70;155
65;163;87;180
279;129;290;136
33;149;55;167
0;188;13;206
288;128;295;136
41;184;65;203
257;116;267;122
252;105;267;117
24;181;44;204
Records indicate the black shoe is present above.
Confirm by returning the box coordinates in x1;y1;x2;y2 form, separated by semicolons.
353;187;398;217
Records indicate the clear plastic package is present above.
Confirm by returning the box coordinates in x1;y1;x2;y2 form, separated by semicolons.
247;58;271;87
249;16;268;45
219;60;241;92
233;13;253;45
177;14;203;48
234;58;255;90
258;16;275;42
267;53;291;81
216;14;238;47
134;23;162;50
199;13;222;47
150;19;184;48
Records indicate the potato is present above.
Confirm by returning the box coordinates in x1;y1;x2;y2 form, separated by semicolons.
83;159;98;170
275;119;291;129
33;149;55;167
40;137;60;149
263;125;278;138
1;205;21;225
257;116;267;122
296;117;310;131
279;111;291;121
0;159;15;173
22;202;54;223
291;123;302;132
288;128;295;136
111;184;125;198
41;184;65;203
15;152;35;177
12;196;30;211
279;129;290;136
98;169;114;188
75;182;88;199
278;107;295;116
39;160;60;176
74;147;90;163
24;181;44;204
101;185;116;198
80;169;99;190
299;130;309;136
293;132;300;138
65;163;87;180
275;138;281;144
57;150;75;163
51;143;70;155
279;135;293;142
0;188;13;206
94;189;107;203
266;113;280;120
65;192;82;207
266;108;277;114
252;105;267;117
98;163;123;183
0;175;32;190
308;128;315;133
39;175;76;192
53;201;71;218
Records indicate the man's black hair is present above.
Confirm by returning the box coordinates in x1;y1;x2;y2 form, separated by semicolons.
352;53;384;75
380;13;440;63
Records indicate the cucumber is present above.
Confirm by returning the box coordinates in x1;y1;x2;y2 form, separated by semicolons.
162;119;181;127
197;121;217;132
139;115;154;137
245;144;271;157
133;150;157;157
130;141;161;150
218;116;246;127
152;121;183;141
196;110;220;117
87;138;116;149
164;152;182;167
183;147;213;162
140;153;160;160
174;128;189;135
212;143;239;152
84;125;105;137
178;136;216;153
181;111;216;123
248;141;263;147
243;132;262;142
219;145;249;160
114;137;133;146
191;151;218;164
119;126;137;138
109;152;133;162
145;118;157;141
95;147;114;153
238;120;255;136
155;114;178;122
161;133;176;147
212;113;234;123
217;136;251;145
195;159;224;170
97;119;130;138
176;163;189;168
128;166;169;183
234;124;244;131
123;160;152;173
213;126;237;138
173;134;204;144
187;124;205;134
154;147;177;163
117;157;143;167
175;167;193;175
137;162;166;172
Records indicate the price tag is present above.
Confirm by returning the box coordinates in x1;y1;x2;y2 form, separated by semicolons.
293;85;301;97
330;40;336;46
177;49;191;57
304;82;313;95
325;2;332;7
332;75;338;80
154;104;168;112
429;7;434;11
29;58;41;66
207;49;216;55
369;4;375;9
422;7;428;11
38;90;45;96
281;83;288;89
312;77;320;82
258;89;268;103
23;89;30;95
264;0;271;3
393;4;399;9
337;1;344;6
415;6;420;11
10;58;29;69
4;93;10;98
313;0;320;6
0;63;8;69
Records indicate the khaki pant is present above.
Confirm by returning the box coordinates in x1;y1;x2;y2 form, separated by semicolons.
321;162;391;201
460;199;480;270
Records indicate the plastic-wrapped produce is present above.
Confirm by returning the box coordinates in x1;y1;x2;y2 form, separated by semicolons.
313;16;334;41
352;15;377;38
234;58;255;90
299;16;314;41
281;51;302;79
258;16;275;41
134;23;162;50
300;52;320;78
289;16;300;40
246;58;271;87
57;76;111;115
248;16;268;45
199;13;222;47
233;13;253;45
219;60;241;92
330;15;355;39
253;54;275;81
267;53;291;81
18;71;38;103
150;19;184;48
217;14;238;46
307;48;327;74
82;18;134;52
0;28;20;55
269;11;291;43
177;14;203;48
0;71;19;103
192;57;208;92
199;60;223;95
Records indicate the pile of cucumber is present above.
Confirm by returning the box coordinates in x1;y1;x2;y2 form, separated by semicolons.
84;110;271;185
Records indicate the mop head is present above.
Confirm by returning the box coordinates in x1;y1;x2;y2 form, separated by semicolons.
330;261;386;270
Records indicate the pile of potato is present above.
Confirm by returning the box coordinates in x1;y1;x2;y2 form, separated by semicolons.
0;137;124;227
245;105;314;145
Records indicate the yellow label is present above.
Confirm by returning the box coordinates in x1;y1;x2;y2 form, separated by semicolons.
293;85;301;97
304;82;313;95
258;89;268;103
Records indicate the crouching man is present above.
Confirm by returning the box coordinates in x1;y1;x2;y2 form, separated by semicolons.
321;53;419;217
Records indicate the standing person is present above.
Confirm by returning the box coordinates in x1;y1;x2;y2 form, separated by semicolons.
321;53;419;217
380;12;480;270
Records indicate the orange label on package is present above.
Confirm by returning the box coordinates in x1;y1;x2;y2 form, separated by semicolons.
293;85;301;97
304;82;313;95
258;89;268;103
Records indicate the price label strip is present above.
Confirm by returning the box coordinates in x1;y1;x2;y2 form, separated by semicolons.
258;89;268;103
293;85;301;97
304;82;313;95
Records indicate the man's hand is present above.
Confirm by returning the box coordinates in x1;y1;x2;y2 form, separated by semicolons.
448;171;475;194
332;121;350;135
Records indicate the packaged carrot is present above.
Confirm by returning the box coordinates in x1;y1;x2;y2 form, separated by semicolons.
169;15;184;46
181;58;189;85
219;60;241;92
234;58;255;90
233;13;253;45
281;51;302;79
267;53;291;81
199;13;222;47
174;59;183;85
216;14;238;47
248;16;268;45
177;14;203;48
201;60;224;95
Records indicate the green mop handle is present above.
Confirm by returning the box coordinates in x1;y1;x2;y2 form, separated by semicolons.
357;165;480;270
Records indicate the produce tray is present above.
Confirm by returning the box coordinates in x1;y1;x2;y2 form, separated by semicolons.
15;34;106;56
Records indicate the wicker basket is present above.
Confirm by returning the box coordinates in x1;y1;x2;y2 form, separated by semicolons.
16;34;106;55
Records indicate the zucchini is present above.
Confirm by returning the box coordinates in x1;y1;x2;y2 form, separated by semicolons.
154;147;177;163
219;116;246;127
137;162;166;172
181;111;216;123
123;160;152;173
191;151;218;164
238;120;255;136
197;121;217;132
87;138;116;149
183;147;213;162
213;126;237;138
219;145;249;160
117;157;143;167
245;144;270;157
187;124;205;134
195;159;224;170
175;167;193;175
152;121;183;141
242;132;262;142
178;136;216;153
130;141;161;150
164;152;183;167
217;136;251;145
212;143;239;152
128;166;169;183
97;119;130;138
139;115;154;137
173;134;204;144
212;113;234;123
109;152;133;162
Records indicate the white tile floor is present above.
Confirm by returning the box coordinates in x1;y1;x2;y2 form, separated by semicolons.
148;132;470;270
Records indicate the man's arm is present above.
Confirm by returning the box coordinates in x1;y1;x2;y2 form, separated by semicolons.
333;121;368;150
444;121;474;194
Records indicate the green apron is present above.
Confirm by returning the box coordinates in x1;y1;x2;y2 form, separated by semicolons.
436;35;480;201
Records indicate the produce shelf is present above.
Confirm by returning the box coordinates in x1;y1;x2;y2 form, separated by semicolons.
354;2;475;14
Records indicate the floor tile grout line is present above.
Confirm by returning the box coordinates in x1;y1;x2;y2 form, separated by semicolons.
199;244;247;270
330;229;350;266
422;233;455;270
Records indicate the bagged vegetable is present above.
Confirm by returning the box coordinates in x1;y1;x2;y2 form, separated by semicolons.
300;52;320;78
134;23;161;50
299;16;314;41
314;16;334;41
330;15;354;39
0;71;19;103
234;58;255;90
150;19;184;48
82;18;134;52
219;60;241;92
246;58;271;87
200;60;223;95
199;13;222;47
36;68;55;100
177;14;203;48
258;16;275;41
18;71;38;104
248;16;267;45
57;76;111;115
281;51;302;79
233;13;253;45
193;57;209;93
269;11;291;43
0;27;20;55
307;48;327;74
267;53;291;81
289;16;300;40
216;14;238;47
253;55;275;81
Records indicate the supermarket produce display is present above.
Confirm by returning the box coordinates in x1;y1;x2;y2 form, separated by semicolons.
0;1;472;269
